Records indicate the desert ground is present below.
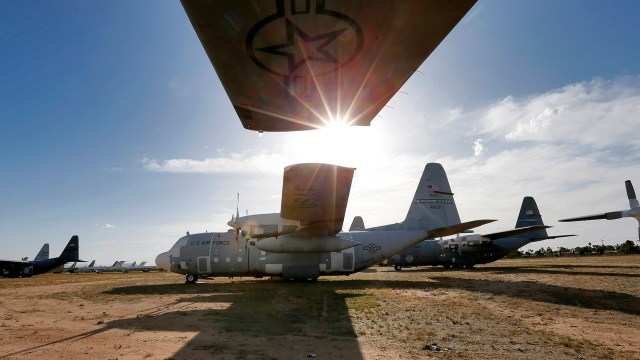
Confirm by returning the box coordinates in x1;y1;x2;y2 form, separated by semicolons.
1;255;639;360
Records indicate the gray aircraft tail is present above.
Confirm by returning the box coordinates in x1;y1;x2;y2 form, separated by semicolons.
59;235;80;262
514;197;549;240
349;216;365;231
401;163;461;230
34;243;50;261
515;197;574;242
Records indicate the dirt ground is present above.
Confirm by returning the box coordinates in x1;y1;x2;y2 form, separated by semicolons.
1;255;639;360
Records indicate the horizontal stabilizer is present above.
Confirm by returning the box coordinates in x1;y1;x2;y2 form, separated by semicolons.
530;234;576;242
483;225;551;241
426;219;495;239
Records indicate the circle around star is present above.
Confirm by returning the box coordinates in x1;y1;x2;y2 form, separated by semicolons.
246;6;363;77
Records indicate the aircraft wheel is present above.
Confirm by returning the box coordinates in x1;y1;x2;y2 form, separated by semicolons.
394;265;402;271
305;277;318;283
185;274;198;284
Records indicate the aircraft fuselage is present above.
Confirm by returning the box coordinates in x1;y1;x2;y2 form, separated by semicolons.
387;237;532;269
156;229;430;281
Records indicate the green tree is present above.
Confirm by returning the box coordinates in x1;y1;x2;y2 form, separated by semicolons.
619;240;639;254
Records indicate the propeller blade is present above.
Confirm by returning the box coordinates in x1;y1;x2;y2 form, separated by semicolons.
236;192;240;222
627;180;639;208
605;211;625;220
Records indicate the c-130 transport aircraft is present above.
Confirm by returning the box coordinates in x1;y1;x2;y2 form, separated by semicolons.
387;196;574;270
0;236;81;278
156;163;494;283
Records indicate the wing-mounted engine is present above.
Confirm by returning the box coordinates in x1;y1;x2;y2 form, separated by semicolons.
228;213;304;238
439;234;492;254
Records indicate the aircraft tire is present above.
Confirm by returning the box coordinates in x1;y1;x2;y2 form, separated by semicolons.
185;274;198;284
304;277;318;282
394;265;402;271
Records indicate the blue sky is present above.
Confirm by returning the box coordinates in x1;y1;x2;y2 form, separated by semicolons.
1;1;639;264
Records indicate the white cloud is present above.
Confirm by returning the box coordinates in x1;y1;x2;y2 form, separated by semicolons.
473;139;485;156
477;76;640;149
141;151;287;174
505;106;562;139
104;224;115;229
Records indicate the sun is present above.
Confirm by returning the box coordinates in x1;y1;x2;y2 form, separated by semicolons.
283;118;385;168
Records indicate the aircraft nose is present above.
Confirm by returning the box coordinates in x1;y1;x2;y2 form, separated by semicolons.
155;251;170;271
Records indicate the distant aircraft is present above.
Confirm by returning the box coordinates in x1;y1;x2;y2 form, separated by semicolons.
126;261;161;272
560;180;640;240
0;236;81;278
181;0;476;132
156;163;494;283
93;261;126;274
72;260;96;273
388;197;574;270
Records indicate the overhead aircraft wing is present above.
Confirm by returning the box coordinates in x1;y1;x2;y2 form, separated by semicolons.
281;163;355;237
482;225;551;241
181;0;476;132
426;219;495;239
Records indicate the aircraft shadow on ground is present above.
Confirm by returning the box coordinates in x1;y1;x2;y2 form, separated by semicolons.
5;276;637;359
425;276;640;316
402;264;640;278
104;281;368;359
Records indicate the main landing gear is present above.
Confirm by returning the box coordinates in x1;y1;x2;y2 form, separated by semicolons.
394;265;402;271
185;274;199;284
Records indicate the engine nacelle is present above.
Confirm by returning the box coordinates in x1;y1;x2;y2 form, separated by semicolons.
228;213;303;238
439;234;491;252
254;235;360;253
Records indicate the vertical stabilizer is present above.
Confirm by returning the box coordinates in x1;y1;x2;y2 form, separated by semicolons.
401;163;461;230
626;180;639;208
349;216;365;231
515;197;549;239
34;243;50;261
59;235;80;262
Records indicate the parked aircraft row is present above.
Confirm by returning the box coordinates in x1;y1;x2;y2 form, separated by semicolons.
156;163;638;283
58;260;161;274
0;236;81;278
155;163;557;283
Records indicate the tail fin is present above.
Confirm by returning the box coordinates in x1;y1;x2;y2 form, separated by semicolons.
515;197;549;239
88;260;95;267
349;216;365;231
401;163;461;230
139;261;147;266
626;180;639;208
34;243;50;261
59;235;80;262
